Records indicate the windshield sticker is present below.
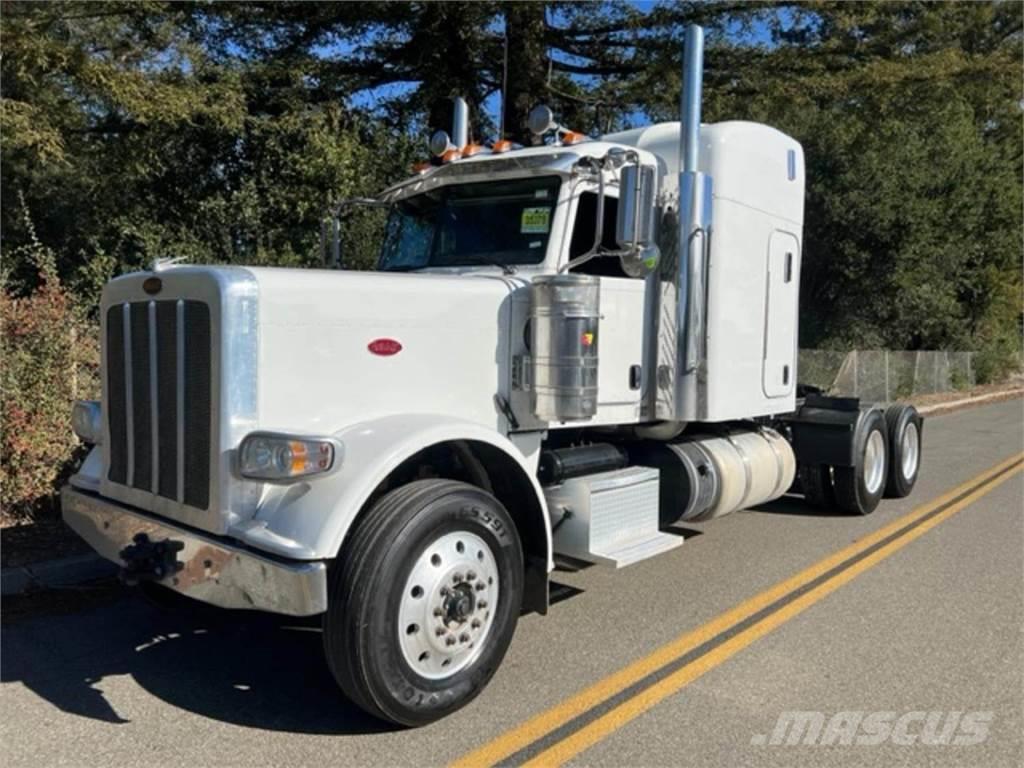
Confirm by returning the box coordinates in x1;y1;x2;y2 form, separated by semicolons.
534;189;549;199
521;207;551;234
529;240;543;248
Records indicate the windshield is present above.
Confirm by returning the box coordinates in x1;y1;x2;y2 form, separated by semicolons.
378;176;561;271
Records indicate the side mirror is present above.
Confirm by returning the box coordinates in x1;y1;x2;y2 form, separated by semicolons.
616;163;656;250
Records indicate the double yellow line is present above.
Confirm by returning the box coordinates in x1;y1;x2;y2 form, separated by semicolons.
452;452;1023;768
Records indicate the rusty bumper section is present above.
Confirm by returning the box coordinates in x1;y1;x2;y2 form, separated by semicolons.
61;486;328;616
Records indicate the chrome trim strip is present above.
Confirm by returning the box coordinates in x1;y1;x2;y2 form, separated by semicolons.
123;303;134;487
176;299;185;503
148;301;159;493
97;266;260;535
61;486;327;616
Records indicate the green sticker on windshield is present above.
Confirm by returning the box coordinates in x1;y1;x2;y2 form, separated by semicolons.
521;207;551;234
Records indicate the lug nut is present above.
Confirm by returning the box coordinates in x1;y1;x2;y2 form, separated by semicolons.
453;572;464;583
446;636;457;646
466;571;476;581
435;627;446;637
440;586;449;597
433;607;443;617
477;599;488;609
471;619;481;629
475;582;485;591
459;633;470;643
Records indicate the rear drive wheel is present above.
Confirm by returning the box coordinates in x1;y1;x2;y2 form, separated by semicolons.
799;463;835;509
884;404;922;498
833;409;888;515
323;479;523;727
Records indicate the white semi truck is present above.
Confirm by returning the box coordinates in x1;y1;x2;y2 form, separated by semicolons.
62;27;922;726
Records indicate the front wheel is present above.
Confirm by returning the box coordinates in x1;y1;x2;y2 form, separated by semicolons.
323;479;524;727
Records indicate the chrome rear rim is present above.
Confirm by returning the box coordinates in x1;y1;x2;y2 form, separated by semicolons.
864;429;887;495
398;531;498;680
901;421;920;481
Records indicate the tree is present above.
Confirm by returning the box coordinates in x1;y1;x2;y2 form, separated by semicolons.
1;0;412;294
636;1;1022;371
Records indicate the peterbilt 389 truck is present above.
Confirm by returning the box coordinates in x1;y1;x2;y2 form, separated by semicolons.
62;27;922;726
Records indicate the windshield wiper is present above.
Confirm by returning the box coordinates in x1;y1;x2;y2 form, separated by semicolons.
381;264;427;273
381;257;518;275
455;255;518;275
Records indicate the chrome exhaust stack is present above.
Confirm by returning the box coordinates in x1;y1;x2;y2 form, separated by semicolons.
452;96;469;149
674;25;713;421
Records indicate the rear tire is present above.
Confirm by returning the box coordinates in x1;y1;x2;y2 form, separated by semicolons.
323;479;523;727
883;404;922;498
833;409;888;515
799;464;835;509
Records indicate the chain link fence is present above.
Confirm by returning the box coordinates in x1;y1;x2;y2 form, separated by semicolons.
798;350;976;402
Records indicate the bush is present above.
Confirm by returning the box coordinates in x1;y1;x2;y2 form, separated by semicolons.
1;245;98;524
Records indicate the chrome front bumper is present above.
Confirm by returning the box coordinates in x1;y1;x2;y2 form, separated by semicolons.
61;486;328;616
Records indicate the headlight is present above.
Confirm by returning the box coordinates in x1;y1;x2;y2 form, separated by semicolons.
239;432;341;482
71;400;103;444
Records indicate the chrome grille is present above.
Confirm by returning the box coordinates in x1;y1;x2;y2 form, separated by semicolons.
105;300;211;509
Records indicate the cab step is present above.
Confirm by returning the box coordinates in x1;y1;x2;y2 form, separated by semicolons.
544;466;682;568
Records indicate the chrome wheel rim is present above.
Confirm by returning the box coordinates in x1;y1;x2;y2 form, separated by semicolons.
864;429;887;495
398;531;499;680
901;421;920;481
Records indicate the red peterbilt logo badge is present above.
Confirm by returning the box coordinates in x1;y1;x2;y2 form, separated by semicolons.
368;338;403;356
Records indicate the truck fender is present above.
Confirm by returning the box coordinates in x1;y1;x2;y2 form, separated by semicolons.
240;414;553;609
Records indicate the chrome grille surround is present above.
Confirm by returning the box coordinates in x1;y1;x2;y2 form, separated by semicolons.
99;267;259;535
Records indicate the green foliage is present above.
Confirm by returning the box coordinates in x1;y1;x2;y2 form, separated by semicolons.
1;1;416;296
1;228;98;522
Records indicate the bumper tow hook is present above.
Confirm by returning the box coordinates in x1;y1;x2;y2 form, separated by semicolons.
118;533;185;586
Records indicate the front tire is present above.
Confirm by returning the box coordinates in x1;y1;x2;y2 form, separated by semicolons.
323;480;524;727
833;409;888;515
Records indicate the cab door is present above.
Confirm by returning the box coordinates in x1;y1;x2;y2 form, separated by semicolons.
762;230;800;398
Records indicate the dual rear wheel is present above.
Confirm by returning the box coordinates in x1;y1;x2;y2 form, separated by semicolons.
800;404;922;515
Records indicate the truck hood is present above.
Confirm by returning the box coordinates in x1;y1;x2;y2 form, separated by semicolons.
246;267;520;435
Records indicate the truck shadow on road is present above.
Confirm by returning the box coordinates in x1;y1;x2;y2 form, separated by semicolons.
748;494;846;517
1;588;395;735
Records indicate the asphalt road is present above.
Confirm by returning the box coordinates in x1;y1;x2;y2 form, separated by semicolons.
3;399;1022;768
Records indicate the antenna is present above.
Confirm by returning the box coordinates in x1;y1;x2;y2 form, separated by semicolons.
500;28;509;139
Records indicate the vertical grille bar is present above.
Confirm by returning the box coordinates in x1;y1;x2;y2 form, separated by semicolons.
106;308;127;484
156;302;178;500
183;302;211;509
130;303;152;492
123;303;135;487
148;301;159;494
176;300;185;503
